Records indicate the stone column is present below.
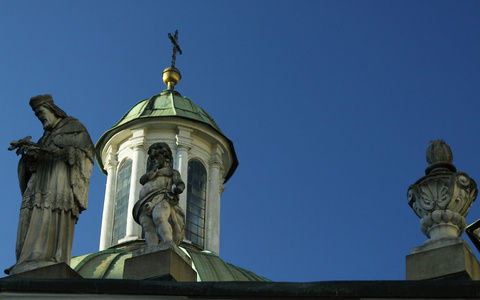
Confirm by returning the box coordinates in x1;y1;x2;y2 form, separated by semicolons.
99;146;118;250
205;145;224;254
176;127;193;213
123;129;147;241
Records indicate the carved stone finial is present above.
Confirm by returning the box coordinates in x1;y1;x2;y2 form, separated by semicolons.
425;140;456;174
426;140;453;165
408;140;477;246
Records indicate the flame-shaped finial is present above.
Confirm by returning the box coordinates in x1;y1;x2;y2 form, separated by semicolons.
425;139;456;174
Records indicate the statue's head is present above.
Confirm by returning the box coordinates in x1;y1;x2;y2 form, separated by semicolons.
30;95;67;131
147;142;173;169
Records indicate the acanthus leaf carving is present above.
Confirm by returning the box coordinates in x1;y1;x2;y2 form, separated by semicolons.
447;172;477;217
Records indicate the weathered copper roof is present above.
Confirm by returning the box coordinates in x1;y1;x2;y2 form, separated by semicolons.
71;247;270;282
95;89;238;182
109;89;224;133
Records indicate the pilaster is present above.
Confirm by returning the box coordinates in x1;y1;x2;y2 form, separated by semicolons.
176;127;193;213
99;145;117;250
123;129;147;242
204;145;224;254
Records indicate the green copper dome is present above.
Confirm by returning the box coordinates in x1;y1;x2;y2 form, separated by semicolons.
95;89;238;182
110;89;224;134
71;246;270;282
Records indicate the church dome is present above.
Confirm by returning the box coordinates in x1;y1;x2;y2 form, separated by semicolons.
95;85;239;252
95;89;238;182
71;242;270;282
110;89;223;134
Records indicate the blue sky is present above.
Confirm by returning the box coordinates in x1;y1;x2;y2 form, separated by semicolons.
1;1;480;282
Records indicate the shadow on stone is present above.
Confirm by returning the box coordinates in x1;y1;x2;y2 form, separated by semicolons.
123;244;196;281
406;239;480;280
7;263;82;279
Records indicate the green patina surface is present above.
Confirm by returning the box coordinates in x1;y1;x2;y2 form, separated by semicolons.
71;247;271;282
109;89;224;134
95;89;238;182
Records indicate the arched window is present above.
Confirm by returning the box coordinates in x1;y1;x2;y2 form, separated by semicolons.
186;159;207;248
112;159;132;245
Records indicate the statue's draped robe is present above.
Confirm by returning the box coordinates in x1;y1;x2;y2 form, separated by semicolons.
12;116;94;274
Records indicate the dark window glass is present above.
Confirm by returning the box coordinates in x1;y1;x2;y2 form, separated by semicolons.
112;159;132;245
186;159;206;248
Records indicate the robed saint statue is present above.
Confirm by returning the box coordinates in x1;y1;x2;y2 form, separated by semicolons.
7;94;94;275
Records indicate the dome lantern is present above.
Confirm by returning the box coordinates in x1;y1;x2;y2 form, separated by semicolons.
96;30;238;254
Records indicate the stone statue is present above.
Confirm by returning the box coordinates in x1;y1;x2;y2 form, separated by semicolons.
7;94;94;275
133;142;186;247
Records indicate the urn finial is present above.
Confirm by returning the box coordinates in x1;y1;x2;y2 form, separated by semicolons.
408;140;477;245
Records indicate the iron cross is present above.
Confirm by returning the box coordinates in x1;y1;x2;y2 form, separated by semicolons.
168;30;182;67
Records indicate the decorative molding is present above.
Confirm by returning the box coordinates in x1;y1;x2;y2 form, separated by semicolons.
220;185;226;195
130;128;147;151
176;126;193;148
130;137;146;151
209;145;224;166
104;145;118;170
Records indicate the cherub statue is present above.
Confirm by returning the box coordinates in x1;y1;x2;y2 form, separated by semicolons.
133;142;186;247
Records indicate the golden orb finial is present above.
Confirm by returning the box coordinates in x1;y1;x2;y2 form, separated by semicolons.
162;67;181;90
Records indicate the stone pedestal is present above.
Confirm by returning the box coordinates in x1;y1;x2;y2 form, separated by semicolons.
8;263;82;279
406;238;480;280
123;244;197;281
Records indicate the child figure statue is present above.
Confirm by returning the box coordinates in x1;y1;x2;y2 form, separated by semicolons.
133;142;186;247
